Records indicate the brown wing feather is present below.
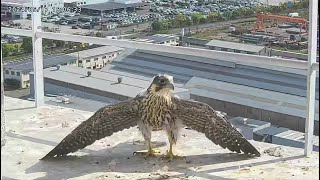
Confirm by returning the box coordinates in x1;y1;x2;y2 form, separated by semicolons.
172;97;260;156
41;97;142;160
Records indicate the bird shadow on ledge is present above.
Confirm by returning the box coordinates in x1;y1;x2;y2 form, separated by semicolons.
23;140;272;180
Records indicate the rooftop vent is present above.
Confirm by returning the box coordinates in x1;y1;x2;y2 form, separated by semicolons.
56;64;61;70
87;71;92;77
117;77;123;83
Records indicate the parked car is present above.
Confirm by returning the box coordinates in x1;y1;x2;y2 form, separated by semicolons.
60;21;68;25
71;25;78;29
68;19;78;24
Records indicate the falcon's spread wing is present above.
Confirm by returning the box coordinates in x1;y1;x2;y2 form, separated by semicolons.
41;97;142;160
172;97;260;156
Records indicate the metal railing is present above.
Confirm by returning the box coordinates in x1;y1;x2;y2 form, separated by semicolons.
1;0;319;157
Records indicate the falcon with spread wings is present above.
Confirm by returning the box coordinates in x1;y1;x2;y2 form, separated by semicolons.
42;74;260;160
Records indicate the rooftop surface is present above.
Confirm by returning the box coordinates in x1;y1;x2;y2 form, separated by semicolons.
4;54;77;72
101;49;319;99
206;40;266;53
2;97;319;180
137;34;178;44
68;46;124;60
42;66;188;98
4;46;123;72
81;2;144;11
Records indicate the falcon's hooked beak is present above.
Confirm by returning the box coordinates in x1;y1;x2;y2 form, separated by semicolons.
149;74;175;93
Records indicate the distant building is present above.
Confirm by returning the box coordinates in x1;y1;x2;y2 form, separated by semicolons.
71;46;123;70
135;34;179;46
79;1;144;15
206;40;267;55
1;0;64;19
64;0;142;7
4;54;77;88
3;46;123;88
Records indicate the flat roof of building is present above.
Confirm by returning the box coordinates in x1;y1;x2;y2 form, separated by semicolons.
43;65;188;98
206;40;265;53
68;46;124;59
136;34;178;44
4;54;77;72
4;46;123;72
101;49;319;99
81;2;144;11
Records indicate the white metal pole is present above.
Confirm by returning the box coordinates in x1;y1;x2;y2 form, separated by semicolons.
1;41;6;180
31;0;44;107
304;0;318;157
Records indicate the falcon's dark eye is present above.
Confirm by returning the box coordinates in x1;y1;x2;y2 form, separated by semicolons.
159;79;166;84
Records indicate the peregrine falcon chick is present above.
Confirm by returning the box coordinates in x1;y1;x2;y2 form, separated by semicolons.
42;74;260;160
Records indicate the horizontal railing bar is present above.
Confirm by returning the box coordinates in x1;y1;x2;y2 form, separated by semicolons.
37;31;312;70
1;28;33;37
312;63;319;72
1;28;319;72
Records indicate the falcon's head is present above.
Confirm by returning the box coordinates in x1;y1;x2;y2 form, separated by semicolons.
148;74;174;94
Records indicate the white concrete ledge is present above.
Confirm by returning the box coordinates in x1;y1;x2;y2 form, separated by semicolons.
2;97;319;180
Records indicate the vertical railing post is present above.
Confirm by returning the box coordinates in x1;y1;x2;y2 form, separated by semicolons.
32;0;44;107
1;41;6;180
304;0;318;157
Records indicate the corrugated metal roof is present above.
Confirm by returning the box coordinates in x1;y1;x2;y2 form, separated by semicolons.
4;54;77;72
137;34;178;44
68;46;123;59
206;40;265;53
81;2;144;11
4;46;123;72
101;49;319;99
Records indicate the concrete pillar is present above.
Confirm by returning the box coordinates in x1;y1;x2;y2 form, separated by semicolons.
1;42;6;149
32;0;44;107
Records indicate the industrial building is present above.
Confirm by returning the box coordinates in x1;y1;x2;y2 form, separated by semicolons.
3;46;123;88
135;34;179;46
30;65;190;101
68;46;123;70
30;48;319;134
206;39;268;55
4;54;77;88
1;0;64;19
80;1;144;15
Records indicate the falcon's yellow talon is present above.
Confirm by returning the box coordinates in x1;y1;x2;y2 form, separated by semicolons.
165;150;184;160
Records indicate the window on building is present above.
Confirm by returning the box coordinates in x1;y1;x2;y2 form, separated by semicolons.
221;48;228;51
102;56;107;59
62;63;68;65
86;60;90;63
78;60;82;63
87;67;91;69
5;70;9;74
94;58;98;61
16;72;20;76
11;71;15;75
235;50;241;53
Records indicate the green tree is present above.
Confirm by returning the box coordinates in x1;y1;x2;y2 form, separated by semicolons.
191;13;202;32
175;13;187;28
54;40;65;48
21;37;32;53
207;12;222;22
151;21;162;31
2;44;16;57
